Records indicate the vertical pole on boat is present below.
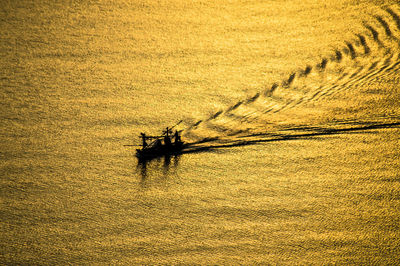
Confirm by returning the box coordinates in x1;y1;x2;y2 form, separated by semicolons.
164;127;172;147
140;133;147;148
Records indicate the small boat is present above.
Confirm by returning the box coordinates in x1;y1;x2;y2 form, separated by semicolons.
136;126;184;160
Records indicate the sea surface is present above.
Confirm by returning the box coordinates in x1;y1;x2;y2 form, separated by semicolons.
1;0;400;264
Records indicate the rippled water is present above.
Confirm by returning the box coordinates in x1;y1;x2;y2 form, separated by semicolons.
1;0;400;264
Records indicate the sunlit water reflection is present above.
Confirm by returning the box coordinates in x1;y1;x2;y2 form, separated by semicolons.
1;0;399;264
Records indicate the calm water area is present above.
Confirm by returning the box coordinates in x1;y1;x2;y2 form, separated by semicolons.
1;0;400;264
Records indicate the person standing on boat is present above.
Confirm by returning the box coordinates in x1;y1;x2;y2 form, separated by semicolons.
174;130;181;144
155;138;162;148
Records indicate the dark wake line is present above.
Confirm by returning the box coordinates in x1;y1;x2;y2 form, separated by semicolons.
300;65;312;76
182;122;400;154
261;16;397;113
357;34;370;55
315;12;400;98
386;7;400;31
297;12;400;101
364;23;383;47
345;42;357;59
375;15;393;37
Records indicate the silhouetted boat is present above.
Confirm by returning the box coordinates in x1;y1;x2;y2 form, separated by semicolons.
136;125;184;161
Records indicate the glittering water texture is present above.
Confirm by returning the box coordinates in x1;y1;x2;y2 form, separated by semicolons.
1;0;400;264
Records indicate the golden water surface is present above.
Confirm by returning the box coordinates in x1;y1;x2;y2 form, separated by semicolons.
1;0;400;264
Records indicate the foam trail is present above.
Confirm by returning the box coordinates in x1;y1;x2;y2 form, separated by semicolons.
262;96;286;114
353;58;400;89
278;33;395;110
250;94;286;115
320;56;389;98
183;5;400;140
275;9;397;111
302;43;391;102
354;56;395;85
322;55;398;98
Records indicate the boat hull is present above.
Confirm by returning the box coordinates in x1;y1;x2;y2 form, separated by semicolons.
136;142;184;160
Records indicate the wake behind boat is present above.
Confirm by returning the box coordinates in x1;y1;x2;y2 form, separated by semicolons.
136;126;184;161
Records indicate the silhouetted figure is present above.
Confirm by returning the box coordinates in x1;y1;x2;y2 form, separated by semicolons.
164;135;172;147
155;139;162;148
174;130;181;144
